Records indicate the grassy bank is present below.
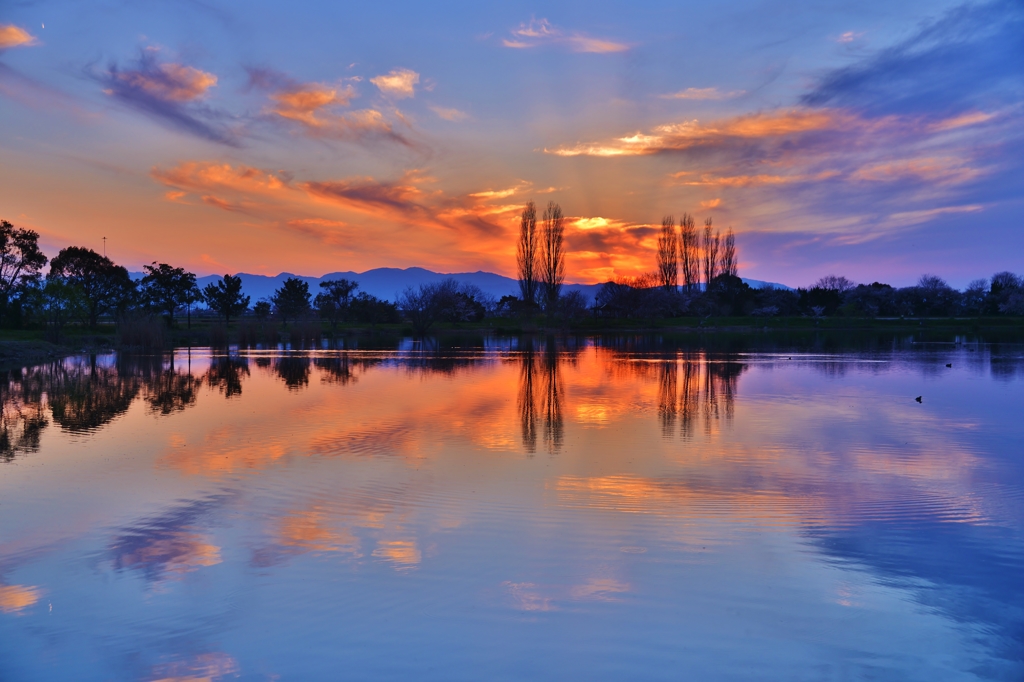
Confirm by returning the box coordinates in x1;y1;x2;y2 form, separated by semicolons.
1;315;1021;365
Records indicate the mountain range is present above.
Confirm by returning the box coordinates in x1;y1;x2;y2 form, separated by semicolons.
136;267;792;304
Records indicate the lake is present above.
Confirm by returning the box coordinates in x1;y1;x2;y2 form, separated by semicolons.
1;336;1022;681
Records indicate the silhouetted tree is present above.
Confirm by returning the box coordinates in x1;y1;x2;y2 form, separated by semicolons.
540;201;565;308
988;271;1023;315
701;218;719;289
707;273;755;316
814;275;856;293
253;300;271;321
657;215;678;290
349;292;400;324
516;201;539;307
271;277;311;324
399;279;486;335
202;274;250;324
315;278;359;330
720;228;738;277
25;279;86;343
182;281;202;329
0;219;48;324
141;262;197;326
679;213;699;292
48;247;134;327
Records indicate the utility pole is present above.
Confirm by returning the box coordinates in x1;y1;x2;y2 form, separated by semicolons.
102;236;107;258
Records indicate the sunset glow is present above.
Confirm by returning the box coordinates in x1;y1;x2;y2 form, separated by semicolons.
0;2;1020;286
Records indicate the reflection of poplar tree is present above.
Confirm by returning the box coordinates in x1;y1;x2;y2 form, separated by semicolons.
679;354;698;438
657;359;678;436
541;341;563;453
517;342;537;454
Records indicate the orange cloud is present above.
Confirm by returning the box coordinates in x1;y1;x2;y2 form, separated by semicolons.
270;82;356;120
114;63;217;102
430;105;469;122
547;108;853;156
370;68;420;98
149;652;238;682
258;77;404;143
0;584;41;613
852;157;982;184
276;507;360;553
930;111;996;132
111;530;221;579
0;25;37;49
152;162;290;195
372;539;421;567
676;170;841;187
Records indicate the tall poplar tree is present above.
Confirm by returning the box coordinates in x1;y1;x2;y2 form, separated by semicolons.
516;201;538;307
540;201;566;308
678;213;699;292
657;215;678;290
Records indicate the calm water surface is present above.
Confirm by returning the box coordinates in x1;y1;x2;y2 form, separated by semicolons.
1;338;1022;681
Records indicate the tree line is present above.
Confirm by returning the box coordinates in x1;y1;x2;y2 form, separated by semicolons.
0;219;400;340
2;215;1023;340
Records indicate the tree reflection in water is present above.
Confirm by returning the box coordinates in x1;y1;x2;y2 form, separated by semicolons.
0;365;49;462
48;356;142;433
274;355;311;390
656;353;746;438
206;356;250;398
517;337;567;455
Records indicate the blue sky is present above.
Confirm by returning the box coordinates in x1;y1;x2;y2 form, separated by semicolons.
0;0;1021;286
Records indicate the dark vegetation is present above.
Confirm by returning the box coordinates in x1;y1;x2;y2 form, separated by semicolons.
0;212;1021;358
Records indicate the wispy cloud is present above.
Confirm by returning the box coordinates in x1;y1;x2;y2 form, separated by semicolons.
660;87;744;101
502;18;628;54
248;68;409;145
370;68;419;98
149;161;525;273
804;0;1024;117
674;170;842;187
0;24;38;49
835;31;863;44
96;51;236;145
546;108;853;157
429;105;469;122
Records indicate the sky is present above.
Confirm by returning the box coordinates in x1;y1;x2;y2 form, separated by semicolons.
0;0;1021;287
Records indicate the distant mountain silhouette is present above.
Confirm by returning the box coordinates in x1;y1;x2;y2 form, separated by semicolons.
134;267;792;305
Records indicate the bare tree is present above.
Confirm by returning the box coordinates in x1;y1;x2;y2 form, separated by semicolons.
701;218;720;288
656;215;678;290
813;275;856;292
679;213;699;292
540;201;566;308
720;228;738;277
516;201;539;307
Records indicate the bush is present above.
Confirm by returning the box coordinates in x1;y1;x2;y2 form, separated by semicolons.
116;314;166;351
209;323;228;348
288;319;322;348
